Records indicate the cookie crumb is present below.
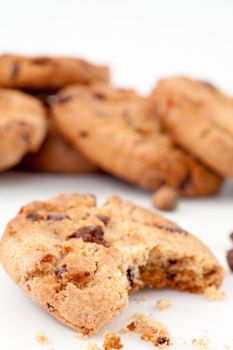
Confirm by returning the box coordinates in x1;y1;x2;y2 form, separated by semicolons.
204;286;225;301
74;332;88;340
127;313;171;348
192;335;209;349
88;343;102;350
156;298;171;311
226;249;233;271
140;294;150;301
103;331;123;349
35;332;48;345
152;186;178;211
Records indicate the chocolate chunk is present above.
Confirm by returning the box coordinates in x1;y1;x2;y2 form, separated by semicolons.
157;336;170;345
10;62;20;79
168;259;177;264
55;265;68;278
179;172;191;190
72;225;105;245
226;249;233;272
93;91;105;99
26;212;40;221
47;303;55;311
47;94;72;105
96;214;109;225
31;57;51;65
127;269;134;287
46;213;69;221
127;321;136;331
79;130;88;138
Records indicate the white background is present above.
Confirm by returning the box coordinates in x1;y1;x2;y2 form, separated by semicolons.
0;0;233;349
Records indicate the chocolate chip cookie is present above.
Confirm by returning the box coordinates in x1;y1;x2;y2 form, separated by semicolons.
51;84;222;196
150;77;233;177
0;193;224;335
0;54;110;89
0;88;47;171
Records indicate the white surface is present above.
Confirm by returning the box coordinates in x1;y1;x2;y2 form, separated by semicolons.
0;0;233;349
0;173;233;350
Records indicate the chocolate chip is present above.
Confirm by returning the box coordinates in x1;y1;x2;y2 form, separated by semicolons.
93;91;105;99
72;225;105;245
47;94;72;105
55;265;68;278
79;130;88;137
46;214;69;221
47;303;55;311
26;212;40;221
226;249;233;272
168;259;177;264
127;321;136;331
157;336;170;345
31;57;51;65
96;214;109;225
179;172;191;190
10;62;20;79
127;269;134;287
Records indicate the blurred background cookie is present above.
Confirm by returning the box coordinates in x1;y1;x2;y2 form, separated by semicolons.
0;88;47;171
0;54;110;89
150;77;233;178
51;83;222;196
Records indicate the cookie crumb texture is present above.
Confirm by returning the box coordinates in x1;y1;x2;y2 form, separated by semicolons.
52;84;222;196
35;332;48;344
156;298;171;311
204;286;225;301
0;193;224;335
152;186;178;211
103;331;123;350
127;313;171;348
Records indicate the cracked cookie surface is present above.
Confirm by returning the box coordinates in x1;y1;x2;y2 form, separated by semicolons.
0;88;47;170
51;84;222;196
0;193;224;335
150;76;233;177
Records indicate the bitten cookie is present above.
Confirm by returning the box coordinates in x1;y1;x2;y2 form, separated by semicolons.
150;77;233;177
0;88;47;171
0;193;224;335
0;54;110;89
51;84;222;196
23;120;98;174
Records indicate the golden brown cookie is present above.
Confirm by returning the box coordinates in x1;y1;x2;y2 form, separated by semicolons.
0;88;47;171
150;77;233;177
51;84;222;196
0;193;224;335
23;120;98;174
0;54;110;89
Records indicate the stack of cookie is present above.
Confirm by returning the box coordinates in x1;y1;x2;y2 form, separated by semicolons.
0;54;232;200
